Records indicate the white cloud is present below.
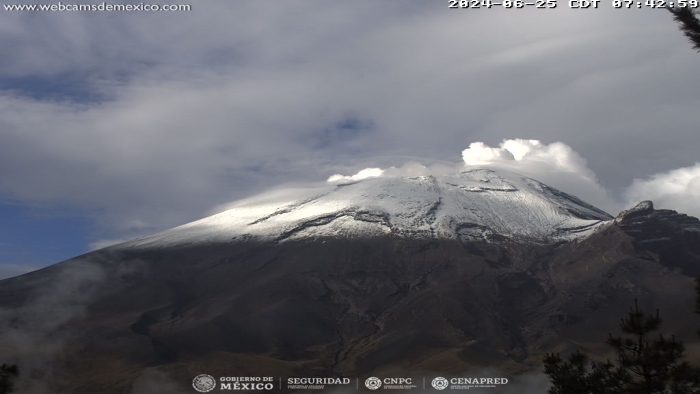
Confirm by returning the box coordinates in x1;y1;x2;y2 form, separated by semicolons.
0;260;109;391
461;141;516;164
624;163;700;217
462;139;597;180
318;139;623;216
322;142;700;221
327;168;384;183
461;139;617;214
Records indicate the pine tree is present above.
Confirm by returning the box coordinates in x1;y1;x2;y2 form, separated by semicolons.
544;300;700;393
0;364;18;394
668;6;700;52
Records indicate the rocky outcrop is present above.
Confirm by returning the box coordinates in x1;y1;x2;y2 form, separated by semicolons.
614;201;700;275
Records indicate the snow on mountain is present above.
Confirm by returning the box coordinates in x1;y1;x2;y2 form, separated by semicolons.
128;168;613;249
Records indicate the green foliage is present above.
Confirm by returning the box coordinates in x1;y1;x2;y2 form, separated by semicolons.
668;6;700;52
0;364;18;394
544;350;610;394
544;300;700;394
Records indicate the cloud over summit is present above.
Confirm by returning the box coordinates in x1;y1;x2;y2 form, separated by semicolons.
327;139;618;215
322;138;700;221
327;168;384;183
462;139;597;182
461;139;614;213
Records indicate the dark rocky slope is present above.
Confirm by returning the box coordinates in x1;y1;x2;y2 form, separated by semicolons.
0;202;699;393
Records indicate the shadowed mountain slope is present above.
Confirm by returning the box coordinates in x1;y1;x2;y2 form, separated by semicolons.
0;171;698;393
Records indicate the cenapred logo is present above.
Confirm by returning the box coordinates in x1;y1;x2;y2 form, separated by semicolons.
431;377;449;390
192;374;217;393
365;377;382;390
431;376;509;390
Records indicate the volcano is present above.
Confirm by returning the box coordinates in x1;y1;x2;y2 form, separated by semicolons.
1;168;700;393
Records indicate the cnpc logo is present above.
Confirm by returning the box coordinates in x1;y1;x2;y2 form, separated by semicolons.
365;377;415;390
365;377;382;390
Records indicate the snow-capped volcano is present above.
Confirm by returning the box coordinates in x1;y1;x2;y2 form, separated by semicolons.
4;170;700;394
131;168;612;248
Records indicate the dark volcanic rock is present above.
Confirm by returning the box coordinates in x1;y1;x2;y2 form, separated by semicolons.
614;200;700;275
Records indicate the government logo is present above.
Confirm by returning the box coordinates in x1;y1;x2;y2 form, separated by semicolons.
218;376;274;390
431;377;449;390
365;377;382;390
192;374;217;393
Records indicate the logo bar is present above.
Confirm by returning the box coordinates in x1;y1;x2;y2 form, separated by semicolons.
192;374;509;391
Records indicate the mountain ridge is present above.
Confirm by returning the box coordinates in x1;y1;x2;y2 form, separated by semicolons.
126;168;613;251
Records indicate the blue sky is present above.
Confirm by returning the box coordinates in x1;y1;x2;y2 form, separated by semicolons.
0;198;91;272
1;1;699;279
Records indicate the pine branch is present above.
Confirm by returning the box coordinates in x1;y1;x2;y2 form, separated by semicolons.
0;364;19;394
668;6;700;52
